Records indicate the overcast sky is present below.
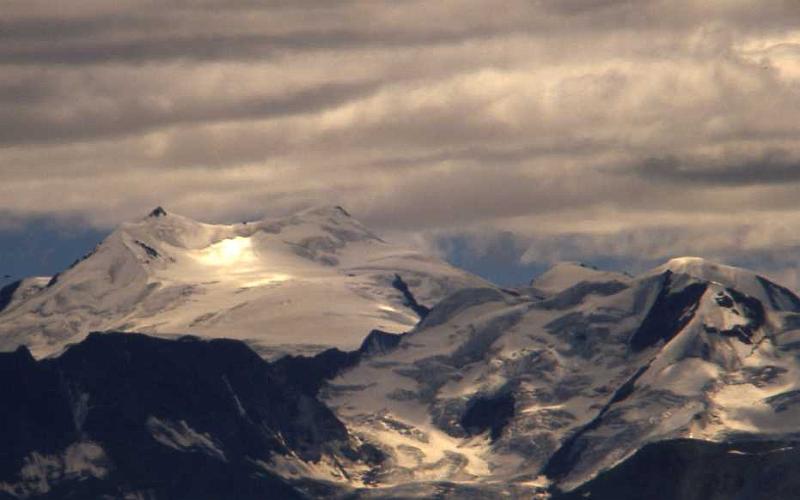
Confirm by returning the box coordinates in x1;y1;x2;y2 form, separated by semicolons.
2;0;800;286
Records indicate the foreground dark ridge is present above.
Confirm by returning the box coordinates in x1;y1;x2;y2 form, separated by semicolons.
0;332;387;500
557;439;800;500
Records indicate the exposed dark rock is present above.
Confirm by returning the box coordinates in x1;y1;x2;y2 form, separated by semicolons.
273;347;361;397
704;289;766;345
135;240;160;259
728;288;766;325
0;279;22;313
764;390;800;412
332;205;350;217
629;272;708;352
358;329;404;355
719;324;755;344
723;288;765;344
757;276;800;312
714;292;734;308
391;274;431;319
608;364;651;405
460;392;515;441
273;329;404;396
0;346;76;482
782;314;800;332
556;439;800;500
148;206;168;218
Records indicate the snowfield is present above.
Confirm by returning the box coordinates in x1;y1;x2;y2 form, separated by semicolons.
0;206;488;359
322;256;800;496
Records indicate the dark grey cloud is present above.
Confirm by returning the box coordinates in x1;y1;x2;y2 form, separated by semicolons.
0;34;280;65
0;15;160;41
0;80;381;146
2;0;800;286
0;19;527;66
8;0;796;67
637;151;800;186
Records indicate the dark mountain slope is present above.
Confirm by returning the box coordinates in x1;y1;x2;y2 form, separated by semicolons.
0;332;378;500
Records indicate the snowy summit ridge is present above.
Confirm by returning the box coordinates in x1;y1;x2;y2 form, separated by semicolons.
0;206;488;359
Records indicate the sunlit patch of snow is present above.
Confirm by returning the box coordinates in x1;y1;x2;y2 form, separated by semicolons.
195;237;254;267
258;451;368;486
0;442;109;497
63;442;108;478
240;274;292;288
189;236;293;288
147;417;227;462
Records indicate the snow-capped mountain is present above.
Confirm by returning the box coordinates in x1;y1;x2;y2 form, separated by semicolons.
0;206;488;359
6;210;800;500
321;256;800;498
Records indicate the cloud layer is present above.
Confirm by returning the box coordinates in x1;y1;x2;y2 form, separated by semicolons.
3;0;800;285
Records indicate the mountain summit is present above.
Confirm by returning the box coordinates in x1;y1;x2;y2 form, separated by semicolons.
0;206;488;359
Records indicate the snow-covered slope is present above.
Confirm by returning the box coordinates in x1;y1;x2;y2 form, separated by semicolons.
321;257;800;497
0;206;488;359
0;277;50;313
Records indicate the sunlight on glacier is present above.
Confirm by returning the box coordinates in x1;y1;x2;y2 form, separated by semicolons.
193;236;291;287
196;237;255;267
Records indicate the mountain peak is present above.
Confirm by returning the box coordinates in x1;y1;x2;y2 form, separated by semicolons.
651;256;800;312
148;206;168;218
664;255;713;268
657;256;747;284
531;261;630;294
0;202;486;359
332;205;351;217
298;205;352;219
